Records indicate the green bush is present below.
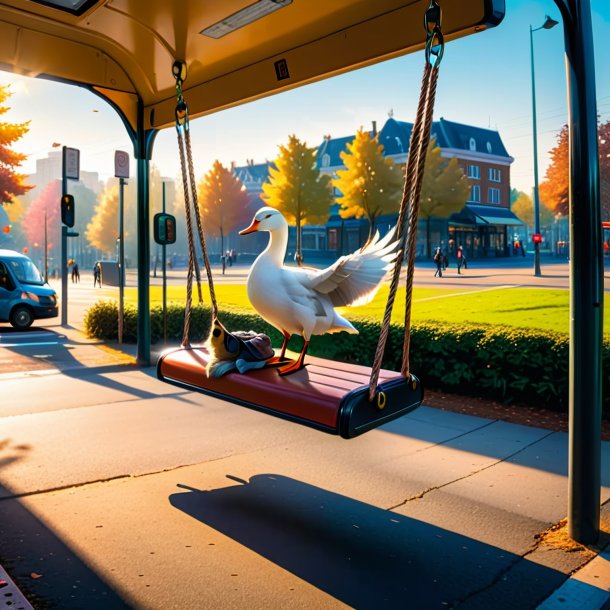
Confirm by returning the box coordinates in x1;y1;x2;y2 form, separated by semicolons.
84;300;609;415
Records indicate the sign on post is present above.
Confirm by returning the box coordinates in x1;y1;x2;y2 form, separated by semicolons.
63;147;80;180
114;150;130;178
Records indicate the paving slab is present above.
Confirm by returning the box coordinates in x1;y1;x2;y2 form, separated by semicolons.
1;369;609;609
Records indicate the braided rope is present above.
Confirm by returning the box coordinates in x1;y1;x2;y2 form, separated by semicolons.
367;62;437;401
185;128;218;319
402;66;439;376
177;128;196;346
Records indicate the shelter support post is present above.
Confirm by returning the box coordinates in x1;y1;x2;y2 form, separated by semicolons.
555;0;603;544
134;102;157;366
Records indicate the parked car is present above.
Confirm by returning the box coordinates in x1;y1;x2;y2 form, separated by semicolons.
0;249;58;329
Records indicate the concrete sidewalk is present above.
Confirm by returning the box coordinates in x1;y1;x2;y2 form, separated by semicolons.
0;327;608;609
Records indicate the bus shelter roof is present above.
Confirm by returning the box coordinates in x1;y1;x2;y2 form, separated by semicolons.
0;0;504;132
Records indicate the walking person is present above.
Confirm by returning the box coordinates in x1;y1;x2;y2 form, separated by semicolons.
93;262;101;287
456;245;465;274
433;246;443;278
72;261;80;283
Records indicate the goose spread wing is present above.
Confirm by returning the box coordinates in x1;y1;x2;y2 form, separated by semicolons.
308;228;399;307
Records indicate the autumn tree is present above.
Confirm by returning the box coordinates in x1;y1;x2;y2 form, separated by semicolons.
333;128;402;244
539;120;610;220
419;138;470;257
539;125;569;216
262;135;332;265
0;204;13;249
511;191;534;227
511;189;555;229
0;85;32;207
22;180;61;261
197;160;250;260
87;182;120;255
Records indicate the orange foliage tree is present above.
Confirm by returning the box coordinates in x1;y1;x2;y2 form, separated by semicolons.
197;160;250;256
540;121;610;220
0;84;32;206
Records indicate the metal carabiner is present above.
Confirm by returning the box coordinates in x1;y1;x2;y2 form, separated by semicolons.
172;60;189;132
424;1;444;68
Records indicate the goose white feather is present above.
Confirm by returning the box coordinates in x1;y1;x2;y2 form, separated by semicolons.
239;207;399;344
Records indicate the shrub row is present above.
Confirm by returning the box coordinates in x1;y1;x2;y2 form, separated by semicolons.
84;300;610;415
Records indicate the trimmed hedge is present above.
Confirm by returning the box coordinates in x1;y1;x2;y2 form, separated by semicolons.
84;300;610;415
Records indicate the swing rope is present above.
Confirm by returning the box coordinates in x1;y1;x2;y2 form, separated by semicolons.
174;66;219;346
171;0;443;391
368;1;444;401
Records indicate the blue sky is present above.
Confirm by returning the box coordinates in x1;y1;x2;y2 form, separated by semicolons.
0;0;609;197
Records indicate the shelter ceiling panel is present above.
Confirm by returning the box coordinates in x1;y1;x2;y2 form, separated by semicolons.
0;0;504;130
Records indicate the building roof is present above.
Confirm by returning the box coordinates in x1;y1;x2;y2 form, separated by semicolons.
317;134;366;169
232;163;270;186
317;117;511;169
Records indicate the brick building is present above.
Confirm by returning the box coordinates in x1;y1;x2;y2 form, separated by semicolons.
234;117;522;261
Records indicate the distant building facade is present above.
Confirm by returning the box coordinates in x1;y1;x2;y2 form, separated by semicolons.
234;117;522;261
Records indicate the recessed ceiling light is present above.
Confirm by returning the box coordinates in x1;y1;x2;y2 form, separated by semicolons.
27;0;99;16
201;0;293;39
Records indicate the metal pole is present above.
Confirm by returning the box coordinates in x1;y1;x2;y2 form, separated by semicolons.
530;25;542;277
162;181;167;344
44;211;48;283
118;177;125;344
61;146;68;326
554;0;603;544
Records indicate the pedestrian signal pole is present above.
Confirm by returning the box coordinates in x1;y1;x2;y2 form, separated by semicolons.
61;146;80;326
115;151;130;344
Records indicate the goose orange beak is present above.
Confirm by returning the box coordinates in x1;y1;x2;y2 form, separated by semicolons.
239;218;260;235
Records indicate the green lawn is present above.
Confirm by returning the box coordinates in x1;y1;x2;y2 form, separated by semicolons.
120;284;610;335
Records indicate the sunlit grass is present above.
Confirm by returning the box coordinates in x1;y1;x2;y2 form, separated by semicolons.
116;284;610;336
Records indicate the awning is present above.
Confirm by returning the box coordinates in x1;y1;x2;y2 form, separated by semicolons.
466;205;524;226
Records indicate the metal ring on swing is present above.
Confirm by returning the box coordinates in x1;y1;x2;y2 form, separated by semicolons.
377;391;387;411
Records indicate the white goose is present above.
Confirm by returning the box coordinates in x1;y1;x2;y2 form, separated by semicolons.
239;207;398;375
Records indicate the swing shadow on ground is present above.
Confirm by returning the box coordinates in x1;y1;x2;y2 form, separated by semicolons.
170;473;570;610
0;440;134;610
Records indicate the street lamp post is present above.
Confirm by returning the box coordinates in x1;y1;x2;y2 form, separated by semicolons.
530;14;558;277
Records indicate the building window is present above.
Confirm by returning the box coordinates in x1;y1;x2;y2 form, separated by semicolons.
489;167;502;182
470;185;481;203
302;233;317;250
321;153;331;167
486;141;493;154
467;164;480;179
469;137;477;151
488;187;501;204
328;228;338;250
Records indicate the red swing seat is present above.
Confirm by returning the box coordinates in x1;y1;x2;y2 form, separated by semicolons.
157;347;423;439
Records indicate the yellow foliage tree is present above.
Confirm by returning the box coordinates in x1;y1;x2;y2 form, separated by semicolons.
4;196;25;223
419;138;470;257
333;128;403;244
511;190;554;229
262;135;332;265
86;182;120;255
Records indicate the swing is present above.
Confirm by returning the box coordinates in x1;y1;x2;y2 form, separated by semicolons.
158;2;445;439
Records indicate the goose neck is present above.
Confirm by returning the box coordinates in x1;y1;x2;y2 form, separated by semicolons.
264;225;288;265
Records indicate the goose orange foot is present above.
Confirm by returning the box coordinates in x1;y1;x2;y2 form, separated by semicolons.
278;340;309;376
265;356;294;367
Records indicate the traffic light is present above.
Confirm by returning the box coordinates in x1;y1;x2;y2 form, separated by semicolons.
154;213;177;245
532;233;543;244
61;194;75;227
